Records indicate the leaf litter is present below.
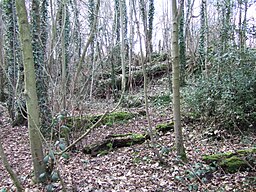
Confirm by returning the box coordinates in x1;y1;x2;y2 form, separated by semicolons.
0;102;255;192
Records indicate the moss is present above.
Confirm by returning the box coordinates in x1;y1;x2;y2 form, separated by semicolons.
220;156;248;173
98;150;109;156
236;148;256;154
103;111;135;126
110;133;134;138
202;148;256;173
106;142;113;150
156;122;174;133
150;94;171;106
65;111;135;131
131;133;145;141
202;151;233;162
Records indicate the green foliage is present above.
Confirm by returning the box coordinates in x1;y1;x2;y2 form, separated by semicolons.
179;0;186;85
131;133;145;141
45;184;54;192
185;163;216;187
150;94;171;106
151;52;168;62
148;0;154;52
2;0;22;120
220;156;248;173
104;111;135;126
198;0;206;70
122;95;143;108
184;48;256;129
0;188;7;192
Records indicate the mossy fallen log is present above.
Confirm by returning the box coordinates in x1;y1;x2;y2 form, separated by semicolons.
96;63;169;98
83;133;149;157
202;148;256;173
83;122;174;156
65;111;139;131
156;122;174;133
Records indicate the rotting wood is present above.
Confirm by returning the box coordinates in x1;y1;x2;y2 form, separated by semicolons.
82;122;174;157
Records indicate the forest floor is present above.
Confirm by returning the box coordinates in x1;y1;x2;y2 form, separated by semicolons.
0;82;256;191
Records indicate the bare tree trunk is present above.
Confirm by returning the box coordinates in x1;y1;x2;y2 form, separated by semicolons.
128;0;134;92
73;0;100;92
132;0;164;164
15;0;45;182
171;0;187;161
0;137;23;191
120;0;126;93
61;1;67;111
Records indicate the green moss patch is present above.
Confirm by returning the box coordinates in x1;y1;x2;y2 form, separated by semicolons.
83;133;149;157
156;122;174;133
220;156;248;173
65;111;141;132
202;148;256;173
83;121;174;157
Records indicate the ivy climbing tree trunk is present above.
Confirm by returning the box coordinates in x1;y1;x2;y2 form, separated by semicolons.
31;0;51;130
179;0;186;85
148;0;154;54
199;0;206;75
2;0;22;121
0;2;5;102
15;0;45;182
171;0;187;161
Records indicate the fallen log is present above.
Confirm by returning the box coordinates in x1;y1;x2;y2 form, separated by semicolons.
202;148;256;173
65;111;140;131
95;63;169;98
83;133;150;157
83;122;174;157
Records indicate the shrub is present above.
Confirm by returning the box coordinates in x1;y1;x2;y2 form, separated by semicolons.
183;48;256;129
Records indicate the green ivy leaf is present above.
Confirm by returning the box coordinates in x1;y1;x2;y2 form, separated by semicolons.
45;184;54;192
0;188;8;192
49;150;55;159
59;143;66;151
39;172;47;182
43;155;50;164
61;153;69;159
51;171;59;182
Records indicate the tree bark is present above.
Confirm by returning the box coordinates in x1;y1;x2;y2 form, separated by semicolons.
120;0;126;93
0;137;23;191
15;0;45;182
0;2;5;102
132;0;164;164
171;0;187;161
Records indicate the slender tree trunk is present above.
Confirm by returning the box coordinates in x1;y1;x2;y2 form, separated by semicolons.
128;0;134;91
148;0;154;54
31;0;51;130
15;0;45;182
0;137;23;191
2;0;21;121
0;2;5;102
199;0;206;75
61;1;67;111
120;0;126;93
73;0;100;92
179;0;186;85
171;0;187;161
132;0;164;164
